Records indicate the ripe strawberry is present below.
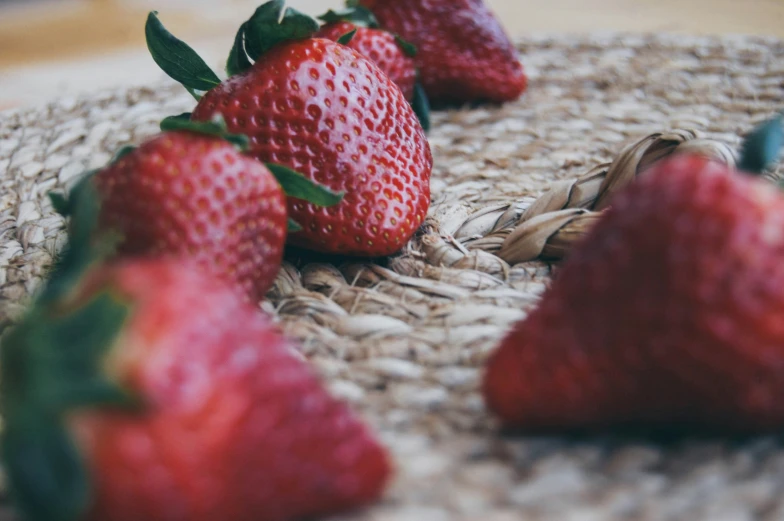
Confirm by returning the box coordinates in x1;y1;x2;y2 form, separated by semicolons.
315;16;416;100
483;119;784;432
358;0;527;104
1;196;391;521
146;2;432;257
91;127;287;303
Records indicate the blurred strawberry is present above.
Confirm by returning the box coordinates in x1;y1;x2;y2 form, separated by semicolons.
1;184;392;521
358;0;527;104
483;116;784;433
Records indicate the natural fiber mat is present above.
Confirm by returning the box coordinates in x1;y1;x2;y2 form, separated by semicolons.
3;33;784;521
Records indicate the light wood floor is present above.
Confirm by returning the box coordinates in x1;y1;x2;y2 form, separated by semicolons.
1;0;783;108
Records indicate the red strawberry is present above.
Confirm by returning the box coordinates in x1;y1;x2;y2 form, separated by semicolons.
91;128;287;303
146;3;432;257
314;18;416;101
358;0;527;104
2;215;391;521
483;119;784;433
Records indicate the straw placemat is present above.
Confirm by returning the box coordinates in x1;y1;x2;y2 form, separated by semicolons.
2;32;784;521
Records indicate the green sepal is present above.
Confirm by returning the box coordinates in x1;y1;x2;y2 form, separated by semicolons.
3;294;131;411
42;179;104;305
243;0;320;61
346;0;360;7
48;193;70;217
2;418;89;521
337;29;358;45
111;145;136;164
145;11;221;98
266;163;344;207
160;112;192;127
318;7;379;28
395;35;417;57
160;114;250;151
226;22;254;76
412;81;431;133
1;291;133;521
738;115;784;175
288;219;303;233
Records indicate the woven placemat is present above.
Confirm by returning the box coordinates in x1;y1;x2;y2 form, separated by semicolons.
3;33;784;521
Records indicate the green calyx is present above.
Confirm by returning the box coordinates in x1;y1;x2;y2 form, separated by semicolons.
317;6;379;28
44;180;112;304
394;35;417;58
160;113;251;151
145;11;221;100
266;163;344;207
738;114;784;175
266;163;344;234
337;29;358;45
2;182;137;521
227;0;320;76
412;81;431;133
156;114;344;229
147;2;319;97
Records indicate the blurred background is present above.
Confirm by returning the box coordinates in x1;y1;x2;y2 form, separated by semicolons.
1;0;783;110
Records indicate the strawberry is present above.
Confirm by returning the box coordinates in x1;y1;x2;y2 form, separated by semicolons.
315;7;417;101
1;187;391;521
357;0;527;104
80;119;340;303
483;117;784;433
91;126;286;303
146;1;433;257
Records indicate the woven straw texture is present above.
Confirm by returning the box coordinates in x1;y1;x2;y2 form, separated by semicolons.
2;33;784;521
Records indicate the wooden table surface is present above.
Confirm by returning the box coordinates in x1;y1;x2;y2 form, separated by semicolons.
1;0;783;109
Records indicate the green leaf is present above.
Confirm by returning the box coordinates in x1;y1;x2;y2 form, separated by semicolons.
288;219;303;232
244;0;319;60
48;193;70;217
40;179;102;305
738;115;784;175
145;11;221;93
337;29;358;45
317;7;379;28
111;145;136;164
3;419;90;521
395;35;417;57
160;112;193;129
45;293;129;368
346;0;360;7
281;7;321;38
266;163;344;207
412;81;431;133
161;114;250;151
226;22;253;76
0;291;134;521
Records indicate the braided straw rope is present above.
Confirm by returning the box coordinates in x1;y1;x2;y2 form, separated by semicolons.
426;130;738;266
1;33;784;520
